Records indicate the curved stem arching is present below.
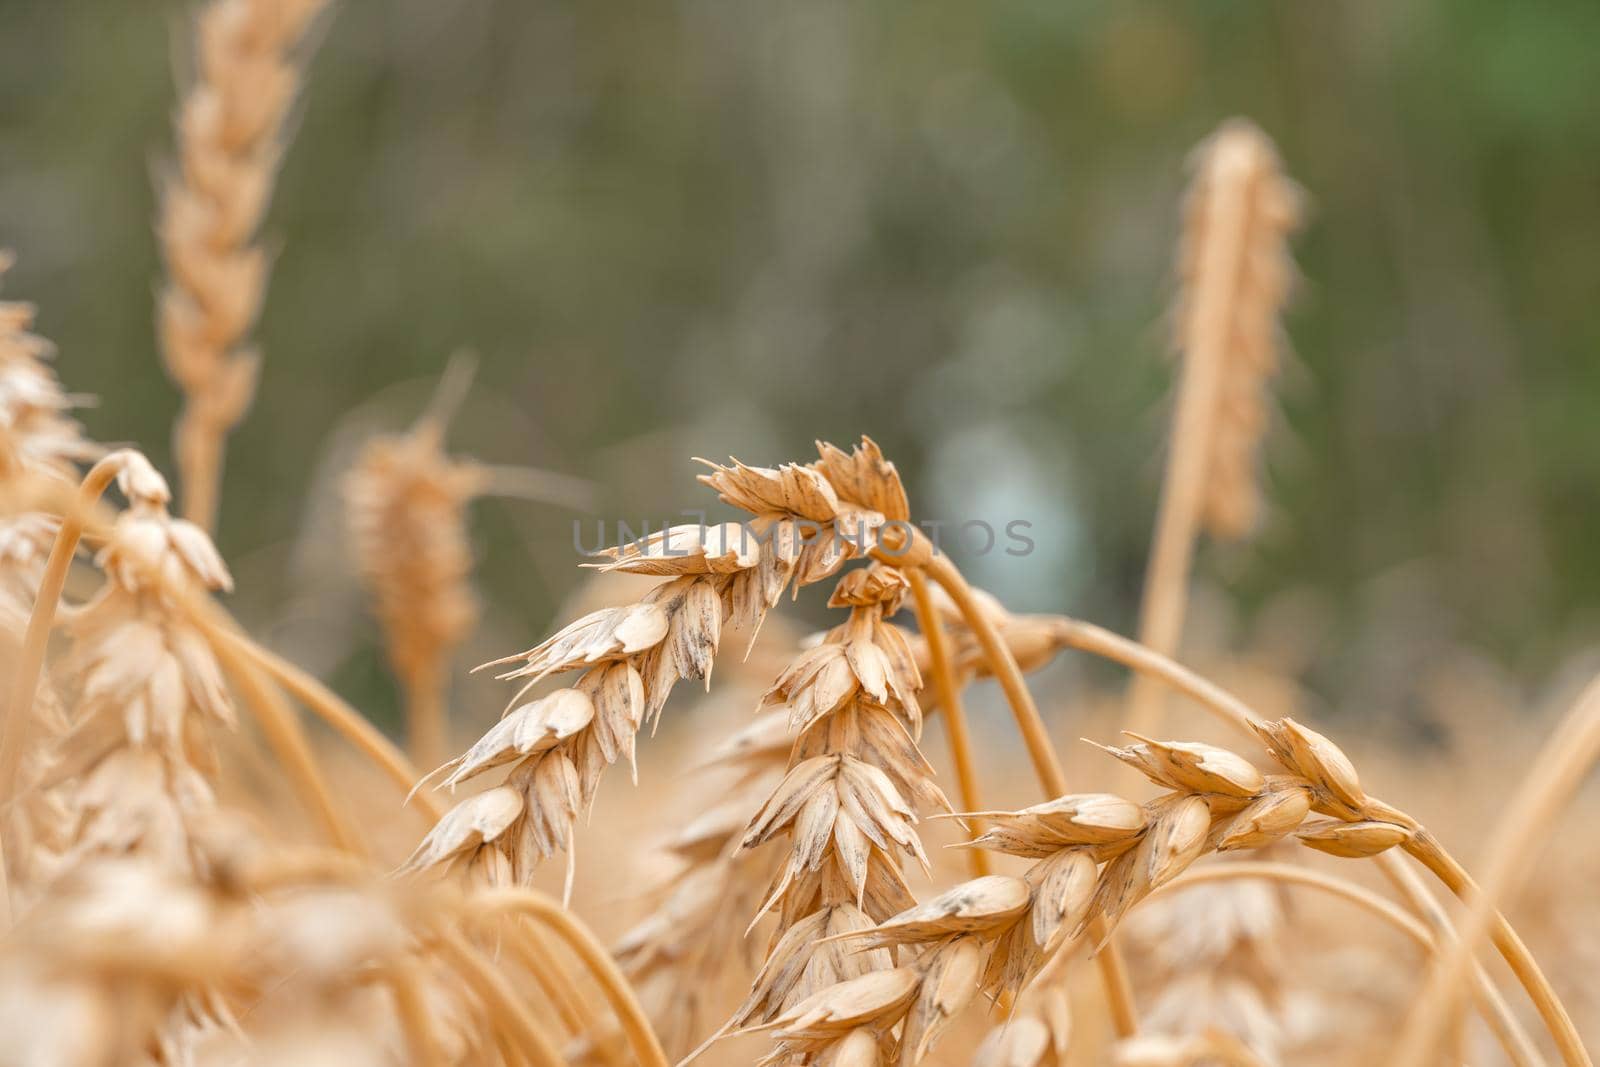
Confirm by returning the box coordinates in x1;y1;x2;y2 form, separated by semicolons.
473;888;670;1067
1036;613;1586;1066
922;553;1140;1040
435;927;568;1067
904;567;988;877
1395;676;1600;1067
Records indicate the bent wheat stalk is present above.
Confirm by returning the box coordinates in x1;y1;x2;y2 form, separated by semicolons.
905;567;988;877
925;552;1140;1039
1040;617;1585;1066
435;927;567;1067
473;888;671;1067
0;452;126;813
1394;676;1600;1067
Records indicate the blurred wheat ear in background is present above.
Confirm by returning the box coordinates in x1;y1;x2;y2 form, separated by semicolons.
157;0;329;533
1127;120;1300;741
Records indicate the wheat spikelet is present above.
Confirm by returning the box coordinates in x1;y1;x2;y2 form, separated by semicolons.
157;0;329;532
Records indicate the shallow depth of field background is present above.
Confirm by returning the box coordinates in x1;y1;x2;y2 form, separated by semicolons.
2;1;1598;738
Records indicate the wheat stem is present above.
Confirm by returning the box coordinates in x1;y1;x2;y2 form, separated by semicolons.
404;658;449;777
924;553;1140;1040
905;567;988;878
211;623;446;822
1394;676;1600;1067
386;956;450;1067
924;555;1067;795
435;928;567;1067
0;455;123;805
1054;616;1256;736
208;626;360;853
1375;853;1545;1067
512;919;633;1067
0;454;127;918
1156;861;1430;946
1402;831;1589;1067
476;889;670;1067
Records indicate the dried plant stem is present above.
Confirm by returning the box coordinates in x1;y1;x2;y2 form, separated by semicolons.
0;455;123;810
905;567;988;877
1043;615;1584;1065
1375;853;1545;1067
505;930;585;1033
924;555;1068;796
387;957;450;1066
1401;831;1590;1067
513;920;633;1067
435;928;567;1067
405;657;448;775
1157;861;1430;947
0;454;125;916
210;622;446;822
1054;616;1255;737
476;889;670;1067
923;553;1139;1040
1396;676;1600;1067
208;628;360;853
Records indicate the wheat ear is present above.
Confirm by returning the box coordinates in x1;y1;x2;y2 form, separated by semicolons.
1022;617;1588;1066
157;0;329;531
1128;119;1299;739
345;360;487;769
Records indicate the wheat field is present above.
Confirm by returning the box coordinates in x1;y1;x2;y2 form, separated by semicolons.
0;4;1596;1066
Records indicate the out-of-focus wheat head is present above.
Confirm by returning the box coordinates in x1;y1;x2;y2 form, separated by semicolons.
1172;119;1301;543
45;454;238;887
0;253;98;497
345;384;487;769
157;0;328;532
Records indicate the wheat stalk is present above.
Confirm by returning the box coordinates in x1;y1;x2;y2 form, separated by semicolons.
157;0;329;532
1396;675;1600;1066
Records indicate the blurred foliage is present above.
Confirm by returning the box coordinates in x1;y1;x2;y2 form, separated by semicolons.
2;0;1598;727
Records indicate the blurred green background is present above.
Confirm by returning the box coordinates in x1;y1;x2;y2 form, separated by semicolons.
3;1;1598;731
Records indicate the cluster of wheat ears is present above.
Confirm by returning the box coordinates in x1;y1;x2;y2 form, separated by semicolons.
0;4;1596;1066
